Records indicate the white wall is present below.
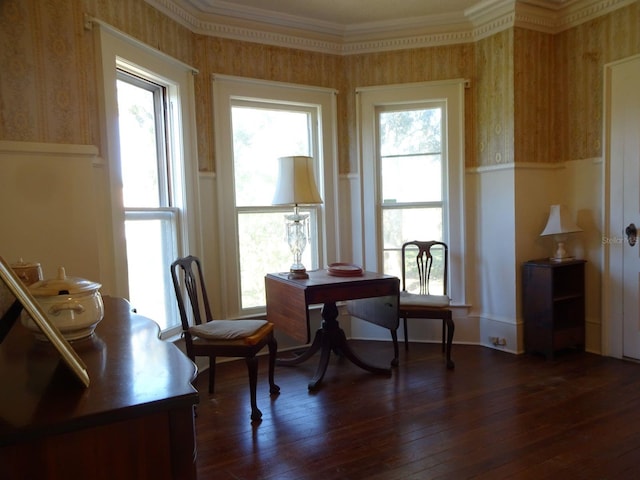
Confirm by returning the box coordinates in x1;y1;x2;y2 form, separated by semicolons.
563;158;604;353
466;165;519;352
0;141;105;287
0;141;602;355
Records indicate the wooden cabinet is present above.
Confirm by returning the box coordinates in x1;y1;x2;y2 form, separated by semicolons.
0;296;199;480
522;259;586;359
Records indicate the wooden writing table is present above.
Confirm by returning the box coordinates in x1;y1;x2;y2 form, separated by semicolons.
265;269;399;390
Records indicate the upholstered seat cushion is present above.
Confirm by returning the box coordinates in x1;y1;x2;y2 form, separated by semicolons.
189;319;271;345
400;291;450;308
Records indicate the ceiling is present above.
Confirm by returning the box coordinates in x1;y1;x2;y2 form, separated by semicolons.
147;0;627;54
180;0;482;27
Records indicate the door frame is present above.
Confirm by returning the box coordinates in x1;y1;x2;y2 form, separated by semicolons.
602;53;640;359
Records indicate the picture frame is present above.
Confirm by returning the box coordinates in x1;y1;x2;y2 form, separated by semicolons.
0;256;90;387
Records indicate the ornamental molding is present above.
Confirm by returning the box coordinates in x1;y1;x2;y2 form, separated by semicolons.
145;0;635;54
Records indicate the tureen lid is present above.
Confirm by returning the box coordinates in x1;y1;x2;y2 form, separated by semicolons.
29;266;101;296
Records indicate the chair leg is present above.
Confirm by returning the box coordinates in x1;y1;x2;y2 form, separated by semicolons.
444;315;455;369
208;355;216;394
442;320;446;353
403;317;409;351
390;329;399;367
245;356;262;422
268;335;280;395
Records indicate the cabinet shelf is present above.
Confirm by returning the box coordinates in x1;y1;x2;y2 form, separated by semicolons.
522;259;586;359
553;293;584;302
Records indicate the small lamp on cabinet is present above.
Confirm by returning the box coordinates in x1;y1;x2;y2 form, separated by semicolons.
540;204;582;262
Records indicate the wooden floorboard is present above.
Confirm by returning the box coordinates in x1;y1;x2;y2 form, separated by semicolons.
193;342;640;479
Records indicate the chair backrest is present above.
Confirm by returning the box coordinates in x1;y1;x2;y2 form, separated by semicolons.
401;241;449;296
170;255;213;332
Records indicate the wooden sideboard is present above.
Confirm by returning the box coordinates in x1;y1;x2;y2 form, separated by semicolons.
0;296;199;480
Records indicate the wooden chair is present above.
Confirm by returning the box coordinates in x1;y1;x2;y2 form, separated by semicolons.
170;255;280;422
399;241;455;369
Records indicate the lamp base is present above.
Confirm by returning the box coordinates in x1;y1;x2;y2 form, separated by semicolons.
550;240;574;263
549;256;575;263
288;268;309;279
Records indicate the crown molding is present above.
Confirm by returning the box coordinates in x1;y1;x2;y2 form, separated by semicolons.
557;0;637;30
145;0;635;54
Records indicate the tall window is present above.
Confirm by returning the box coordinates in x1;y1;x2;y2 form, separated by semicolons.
213;75;338;317
116;71;179;331
357;80;466;304
98;24;199;337
379;104;446;289
232;102;321;309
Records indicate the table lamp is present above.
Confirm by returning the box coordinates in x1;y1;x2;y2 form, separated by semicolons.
272;156;323;279
540;204;582;262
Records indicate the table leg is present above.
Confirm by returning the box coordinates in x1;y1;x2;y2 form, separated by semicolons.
308;301;391;390
276;329;323;366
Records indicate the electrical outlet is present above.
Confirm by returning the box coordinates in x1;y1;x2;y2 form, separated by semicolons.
489;336;507;346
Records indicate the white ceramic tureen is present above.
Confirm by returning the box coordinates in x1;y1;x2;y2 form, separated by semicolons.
22;266;104;341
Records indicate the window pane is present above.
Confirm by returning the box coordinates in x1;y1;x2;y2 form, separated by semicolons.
232;103;319;311
381;154;442;203
383;249;403;280
382;207;442;250
379;108;441;157
379;104;445;278
237;210;314;309
232;107;310;207
125;216;178;330
117;80;162;208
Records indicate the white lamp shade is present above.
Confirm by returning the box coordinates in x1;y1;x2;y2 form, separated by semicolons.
272;156;323;205
540;204;582;236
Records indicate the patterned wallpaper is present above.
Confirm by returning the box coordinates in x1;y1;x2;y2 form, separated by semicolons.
0;0;638;173
514;28;555;164
555;2;640;162
476;30;514;166
0;1;92;144
0;0;194;149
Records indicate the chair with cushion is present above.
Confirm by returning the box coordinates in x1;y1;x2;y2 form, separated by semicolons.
399;240;455;369
170;255;280;422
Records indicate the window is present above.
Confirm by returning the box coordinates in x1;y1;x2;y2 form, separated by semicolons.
213;75;338;317
97;24;200;336
116;72;179;332
232;103;321;309
357;80;466;304
378;105;445;286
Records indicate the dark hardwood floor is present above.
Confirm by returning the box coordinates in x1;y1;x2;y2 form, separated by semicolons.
193;341;640;479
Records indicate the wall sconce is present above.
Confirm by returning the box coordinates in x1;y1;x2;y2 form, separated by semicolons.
540;204;582;262
272;156;323;279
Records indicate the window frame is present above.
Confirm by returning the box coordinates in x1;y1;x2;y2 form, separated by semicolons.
96;23;201;336
212;74;339;317
357;80;467;305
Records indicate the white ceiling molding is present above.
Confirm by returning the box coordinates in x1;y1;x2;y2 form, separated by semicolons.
556;0;637;30
145;0;635;54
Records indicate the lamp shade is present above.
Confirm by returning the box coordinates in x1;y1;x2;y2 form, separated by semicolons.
272;156;323;206
540;204;582;236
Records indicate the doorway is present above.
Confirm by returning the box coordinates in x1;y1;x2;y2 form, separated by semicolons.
604;54;640;360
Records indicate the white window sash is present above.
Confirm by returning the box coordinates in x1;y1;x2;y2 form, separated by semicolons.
357;79;466;305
